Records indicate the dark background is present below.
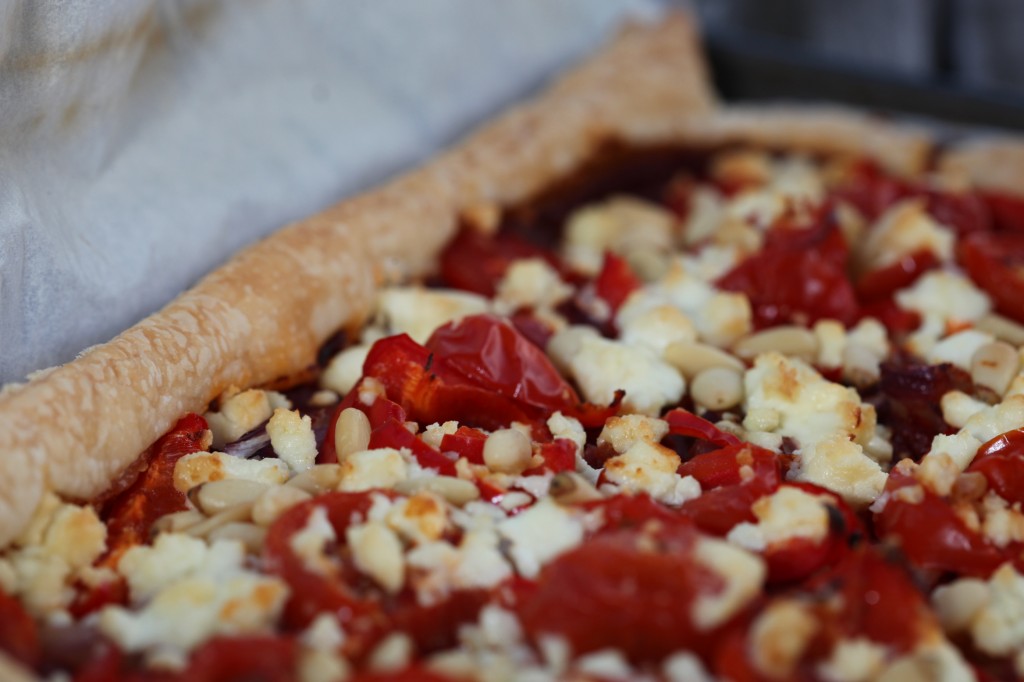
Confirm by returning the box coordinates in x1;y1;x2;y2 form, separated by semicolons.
693;0;1024;93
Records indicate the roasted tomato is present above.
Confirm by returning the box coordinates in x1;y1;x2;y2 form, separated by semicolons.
873;471;1006;578
592;251;643;317
959;231;1024;323
439;228;558;297
514;522;754;664
716;208;859;327
968;428;1024;505
100;413;209;562
0;589;39;669
855;249;940;303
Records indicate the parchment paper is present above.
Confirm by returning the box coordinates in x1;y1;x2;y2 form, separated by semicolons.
0;0;664;383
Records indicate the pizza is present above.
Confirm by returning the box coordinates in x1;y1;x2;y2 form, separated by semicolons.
5;12;1024;682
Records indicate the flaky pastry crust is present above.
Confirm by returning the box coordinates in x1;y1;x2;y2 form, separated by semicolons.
939;138;1024;197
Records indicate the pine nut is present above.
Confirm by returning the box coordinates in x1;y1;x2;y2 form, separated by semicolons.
690;366;744;410
185;503;253;538
663;341;745;379
189;479;270;516
207;522;267;552
842;343;882;387
393;476;480;506
971;341;1020;396
335;408;371;460
152;510;204;535
733;327;818;362
548;471;603;504
347;522;405;594
287;464;343;495
976;314;1024;347
252;486;313;527
483;429;533;474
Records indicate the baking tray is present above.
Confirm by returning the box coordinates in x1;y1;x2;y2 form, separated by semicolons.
705;29;1024;136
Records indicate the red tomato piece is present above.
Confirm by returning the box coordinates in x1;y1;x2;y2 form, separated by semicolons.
716;213;859;327
439;228;558;297
984;191;1024;233
875;360;975;461
664;409;742;449
101;413;209;562
583;493;694;534
855;249;940;303
858;298;921;337
874;473;1006;578
804;544;934;653
263;492;385;635
172;636;298;682
69;576;129;619
515;525;736;663
969;428;1024;505
830;159;914;220
526;438;576;474
509;311;556;350
678;444;783;536
959;231;1024;323
592;251;643;316
439;426;488;464
0;589;39;669
368;419;457;477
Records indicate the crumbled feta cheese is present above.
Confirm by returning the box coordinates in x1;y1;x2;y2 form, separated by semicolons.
941;391;989;429
657;267;753;347
816;638;888;682
675;245;742;282
794;434;887;507
267;408;317;473
575;650;635;678
301;613;346;651
617;304;698;355
924;431;983;471
407;529;512;605
546;412;586;455
980;493;1024;548
814;319;847;368
596;414;669;454
916;452;961;496
173;451;289;493
290;507;337;576
100;535;287;664
744;352;877;449
691;538;765;631
681;186;726;247
749;600;818;680
603;440;701;506
497;499;585;579
896;271;991;326
874;641;976;682
846;318;889;359
421;421;459;451
568;334;685;416
927;329;995;371
494;258;573;313
337;448;409;492
859;198;955;271
971;565;1024;655
347;521;405;594
962;394;1024;444
563;196;675;276
546;325;601;376
372;287;490;343
385;492;447;544
663;651;715;682
205;389;273;449
727;486;831;552
321;344;371;396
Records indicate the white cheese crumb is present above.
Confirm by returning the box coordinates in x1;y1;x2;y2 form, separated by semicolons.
617;304;698;355
602;440;701;506
816;637;888;682
173;451;289;493
691;537;765;631
205;389;273;449
321;344;371;396
596;414;669;454
337;448;409;492
494;258;573;312
896;271;991;326
267;408;318;473
290;507;337;576
663;651;715;682
727;486;831;552
497;499;584;579
347;521;405;594
372;287;490;344
859;198;955;271
794;434;887;507
749;600;818;679
568;334;685;416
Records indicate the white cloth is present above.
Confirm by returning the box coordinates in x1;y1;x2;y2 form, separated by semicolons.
0;0;661;382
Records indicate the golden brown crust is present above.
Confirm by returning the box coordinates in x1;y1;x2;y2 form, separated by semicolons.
0;12;714;546
939;138;1024;197
676;104;935;177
